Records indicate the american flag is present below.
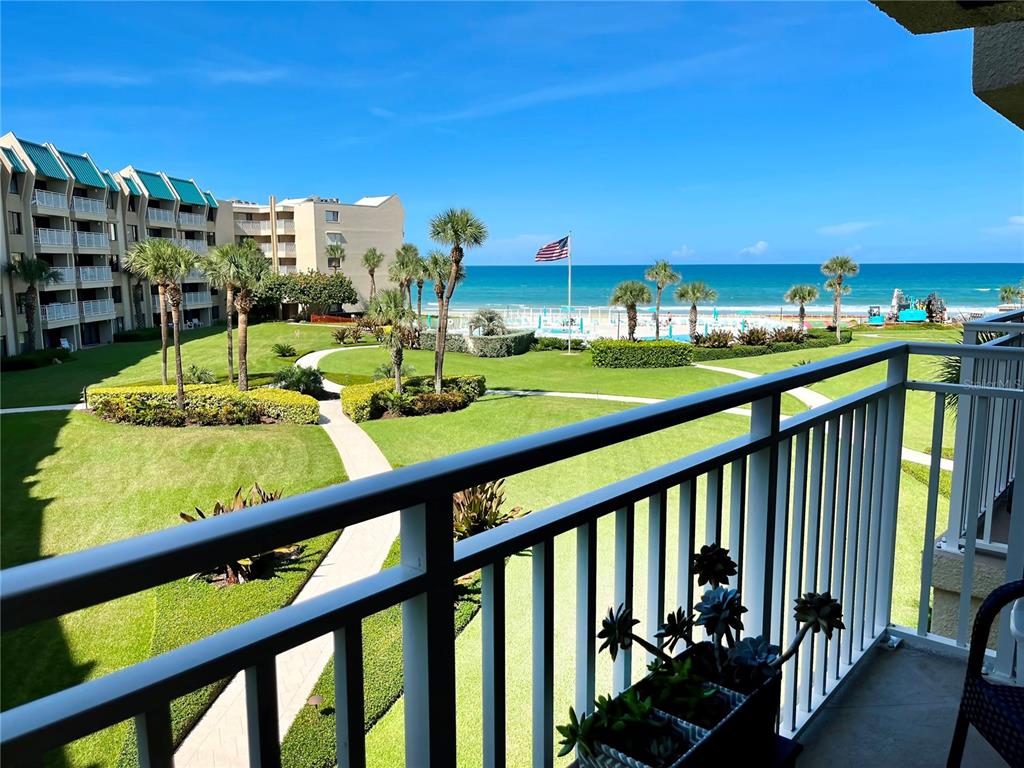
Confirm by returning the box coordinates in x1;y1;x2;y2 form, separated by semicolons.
535;235;570;262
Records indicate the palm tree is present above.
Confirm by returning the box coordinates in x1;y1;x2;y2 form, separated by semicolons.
998;283;1024;307
6;257;59;353
389;243;420;308
325;243;346;273
428;208;488;393
233;247;271;391
368;288;414;394
645;260;680;340
163;245;200;408
413;254;427;321
361;248;385;299
675;281;718;340
203;241;257;385
821;254;859;341
610;280;652;342
468;308;508;336
125;239;181;385
784;284;820;329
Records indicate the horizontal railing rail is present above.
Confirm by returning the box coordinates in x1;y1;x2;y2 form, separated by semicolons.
2;338;1022;767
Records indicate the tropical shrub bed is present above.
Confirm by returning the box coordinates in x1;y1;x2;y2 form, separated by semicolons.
420;330;535;358
341;375;486;422
87;384;320;426
689;328;852;362
531;336;590;352
591;339;693;368
113;327;163;342
1;347;73;371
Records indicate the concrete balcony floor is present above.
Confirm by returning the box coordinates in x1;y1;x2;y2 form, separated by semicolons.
799;643;1008;767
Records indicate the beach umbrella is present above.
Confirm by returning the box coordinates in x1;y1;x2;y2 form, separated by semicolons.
713;306;719;322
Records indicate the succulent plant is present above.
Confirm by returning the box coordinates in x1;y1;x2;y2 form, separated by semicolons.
598;604;640;662
794;591;846;639
694;587;746;646
729;635;781;686
644;656;714;720
556;706;598;758
655;607;694;653
691;543;738;587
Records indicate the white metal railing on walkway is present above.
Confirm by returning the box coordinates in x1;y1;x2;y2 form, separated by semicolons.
74;230;109;249
78;266;112;283
72;196;106;215
33;227;72;247
80;298;114;317
40;302;78;324
179;211;205;228
1;333;1022;767
147;207;175;224
32;189;67;210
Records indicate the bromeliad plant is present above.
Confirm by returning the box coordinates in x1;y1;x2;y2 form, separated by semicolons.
560;543;844;763
180;484;301;586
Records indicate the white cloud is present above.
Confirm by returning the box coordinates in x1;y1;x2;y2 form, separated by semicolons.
671;245;696;259
817;221;878;236
369;106;396;118
982;215;1024;236
739;240;769;256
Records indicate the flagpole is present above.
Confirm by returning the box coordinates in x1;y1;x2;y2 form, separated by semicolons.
567;230;573;354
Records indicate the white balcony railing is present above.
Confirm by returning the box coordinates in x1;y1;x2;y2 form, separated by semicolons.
33;228;72;247
72;196;106;216
32;189;68;210
146;207;175;224
184;269;207;282
179;211;205;228
80;298;115;317
40;302;78;323
74;230;109;249
182;291;212;305
77;266;112;283
2;323;1023;767
235;219;270;235
182;239;208;255
45;267;76;286
278;264;298;274
259;242;297;256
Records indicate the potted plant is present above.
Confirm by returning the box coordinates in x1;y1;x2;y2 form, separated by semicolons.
557;543;843;766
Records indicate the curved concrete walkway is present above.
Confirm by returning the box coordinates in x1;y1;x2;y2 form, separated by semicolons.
177;356;395;768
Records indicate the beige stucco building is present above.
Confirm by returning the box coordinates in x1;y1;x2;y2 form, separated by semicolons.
0;131;403;355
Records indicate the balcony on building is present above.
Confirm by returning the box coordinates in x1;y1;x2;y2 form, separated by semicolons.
32;226;73;251
146;206;176;225
235;218;272;236
39;300;79;328
1;310;1021;768
178;209;206;230
41;264;77;289
76;264;113;287
31;187;69;213
78;297;115;320
173;236;208;255
73;227;110;252
71;193;107;220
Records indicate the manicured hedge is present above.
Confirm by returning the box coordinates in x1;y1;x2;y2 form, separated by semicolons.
420;330;535;358
341;375;487;422
86;384;320;426
531;336;590;352
689;329;853;362
1;347;73;370
591;339;693;368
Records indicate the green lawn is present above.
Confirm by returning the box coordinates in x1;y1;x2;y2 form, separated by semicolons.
318;346;807;414
0;322;359;408
0;411;345;768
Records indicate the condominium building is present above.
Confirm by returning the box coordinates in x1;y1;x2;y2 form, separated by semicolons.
229;194;404;310
0;131;404;355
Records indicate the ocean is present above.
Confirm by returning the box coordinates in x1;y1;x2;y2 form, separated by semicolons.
443;262;1023;314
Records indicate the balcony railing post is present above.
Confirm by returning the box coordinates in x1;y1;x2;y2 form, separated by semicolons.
481;561;506;768
134;703;173;768
874;352;908;632
400;500;456;767
746;393;781;637
532;538;554;767
947;328;979;546
334;623;365;768
645;490;667;661
245;658;281;768
576;521;597;714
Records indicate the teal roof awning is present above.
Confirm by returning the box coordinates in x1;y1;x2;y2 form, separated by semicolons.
21;141;68;180
124;176;142;196
168;176;207;206
2;147;26;173
102;171;120;192
203;190;218;208
136;170;175;201
59;150;106;188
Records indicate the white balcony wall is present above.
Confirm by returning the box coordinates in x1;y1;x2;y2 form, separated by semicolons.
80;298;115;317
72;196;106;216
34;228;72;247
74;231;109;249
32;189;68;210
78;266;112;283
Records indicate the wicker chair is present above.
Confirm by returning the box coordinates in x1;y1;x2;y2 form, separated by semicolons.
947;579;1024;767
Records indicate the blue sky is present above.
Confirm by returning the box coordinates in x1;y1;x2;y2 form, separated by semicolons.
2;1;1022;264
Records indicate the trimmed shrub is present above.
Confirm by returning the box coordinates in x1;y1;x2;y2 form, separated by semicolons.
468;330;535;358
87;384;319;425
1;347;73;370
689;328;853;362
419;330;469;354
692;328;733;348
272;342;297;357
273;365;326;398
736;326;771;346
591;339;693;368
771;326;805;343
531;336;590;352
342;375;487;422
407;391;470;416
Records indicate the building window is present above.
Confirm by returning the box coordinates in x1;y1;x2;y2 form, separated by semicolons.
128;196;137;212
108;222;118;241
15;292;26;314
108;191;116;208
325;210;339;223
328;257;341;270
326;232;343;245
129;224;139;241
112;286;123;303
9;211;22;235
9;175;18;194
